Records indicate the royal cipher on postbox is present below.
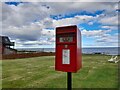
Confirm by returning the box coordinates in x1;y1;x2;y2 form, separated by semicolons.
55;25;82;73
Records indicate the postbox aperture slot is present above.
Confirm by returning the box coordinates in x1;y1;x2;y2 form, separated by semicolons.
59;37;73;42
57;33;75;43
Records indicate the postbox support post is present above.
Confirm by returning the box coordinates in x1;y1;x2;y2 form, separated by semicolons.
67;72;72;90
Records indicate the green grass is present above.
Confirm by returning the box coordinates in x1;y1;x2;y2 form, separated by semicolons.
0;60;2;89
1;55;118;88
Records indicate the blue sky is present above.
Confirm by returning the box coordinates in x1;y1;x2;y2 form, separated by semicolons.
1;2;119;48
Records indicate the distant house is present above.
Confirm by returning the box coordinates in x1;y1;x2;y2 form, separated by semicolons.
0;36;17;55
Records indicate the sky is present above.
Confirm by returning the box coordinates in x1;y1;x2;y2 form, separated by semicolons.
1;1;120;48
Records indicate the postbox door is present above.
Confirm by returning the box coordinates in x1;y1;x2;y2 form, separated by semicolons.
56;44;76;72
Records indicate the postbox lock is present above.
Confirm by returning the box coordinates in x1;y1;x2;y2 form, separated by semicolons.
65;45;68;48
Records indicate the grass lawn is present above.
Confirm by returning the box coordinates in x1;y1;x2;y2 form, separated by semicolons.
1;54;118;88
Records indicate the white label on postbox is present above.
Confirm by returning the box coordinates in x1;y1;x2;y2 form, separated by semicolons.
62;49;70;64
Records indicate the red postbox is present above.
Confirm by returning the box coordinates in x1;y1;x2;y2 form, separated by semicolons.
55;25;82;73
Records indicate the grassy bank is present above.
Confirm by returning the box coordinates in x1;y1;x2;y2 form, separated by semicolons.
1;54;118;88
2;52;55;59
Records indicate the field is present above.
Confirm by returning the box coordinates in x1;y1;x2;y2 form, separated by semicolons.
1;54;118;88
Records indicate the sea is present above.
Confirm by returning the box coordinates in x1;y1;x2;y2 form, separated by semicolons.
16;47;120;55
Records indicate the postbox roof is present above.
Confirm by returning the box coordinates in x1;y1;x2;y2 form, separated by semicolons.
56;25;77;34
56;25;77;30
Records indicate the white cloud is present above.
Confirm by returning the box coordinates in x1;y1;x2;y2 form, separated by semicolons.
3;22;55;46
3;0;118;2
99;15;118;26
48;37;55;42
101;25;118;30
42;18;53;28
2;2;118;27
1;2;119;47
81;29;111;37
22;40;52;45
3;22;43;41
88;22;93;25
41;29;55;36
95;33;118;46
2;2;51;27
53;15;95;27
13;40;52;48
81;28;118;47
